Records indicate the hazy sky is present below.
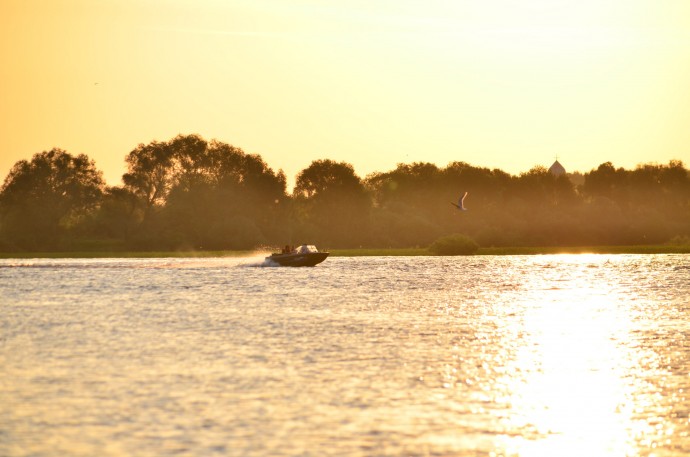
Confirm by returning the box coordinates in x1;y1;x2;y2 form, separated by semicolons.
2;0;690;187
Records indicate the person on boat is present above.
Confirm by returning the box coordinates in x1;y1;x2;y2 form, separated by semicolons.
283;245;290;254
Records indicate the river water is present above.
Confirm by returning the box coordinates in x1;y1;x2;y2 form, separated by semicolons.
1;254;689;456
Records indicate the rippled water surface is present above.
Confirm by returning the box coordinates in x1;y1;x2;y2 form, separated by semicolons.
1;254;690;456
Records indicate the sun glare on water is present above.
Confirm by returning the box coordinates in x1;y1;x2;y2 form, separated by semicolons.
496;255;668;456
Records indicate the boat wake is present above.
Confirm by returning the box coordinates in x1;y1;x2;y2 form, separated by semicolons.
236;255;281;268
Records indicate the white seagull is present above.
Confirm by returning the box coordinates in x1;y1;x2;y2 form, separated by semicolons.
450;191;468;211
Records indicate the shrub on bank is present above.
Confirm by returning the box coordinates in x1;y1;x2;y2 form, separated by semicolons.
667;235;690;246
429;234;479;255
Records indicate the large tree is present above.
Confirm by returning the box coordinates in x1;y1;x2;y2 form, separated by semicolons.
580;160;690;244
0;148;105;250
122;134;287;249
122;140;175;217
293;160;371;247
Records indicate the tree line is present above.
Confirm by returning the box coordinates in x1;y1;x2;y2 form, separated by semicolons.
1;133;689;251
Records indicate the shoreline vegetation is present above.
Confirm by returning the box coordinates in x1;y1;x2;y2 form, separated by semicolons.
2;134;689;252
1;245;689;259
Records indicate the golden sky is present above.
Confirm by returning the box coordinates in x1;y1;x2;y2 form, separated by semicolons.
2;0;690;187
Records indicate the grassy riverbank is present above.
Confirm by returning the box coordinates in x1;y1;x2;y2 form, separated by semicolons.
477;245;690;255
331;245;690;256
0;250;259;259
1;245;689;258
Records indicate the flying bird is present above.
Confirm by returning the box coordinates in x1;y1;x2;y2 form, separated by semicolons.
450;191;468;211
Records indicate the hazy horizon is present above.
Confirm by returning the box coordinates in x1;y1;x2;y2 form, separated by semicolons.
1;132;684;191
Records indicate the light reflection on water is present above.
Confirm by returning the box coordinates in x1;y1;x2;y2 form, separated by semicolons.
502;267;638;455
1;254;689;456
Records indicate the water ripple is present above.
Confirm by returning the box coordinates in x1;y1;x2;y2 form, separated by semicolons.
1;254;689;456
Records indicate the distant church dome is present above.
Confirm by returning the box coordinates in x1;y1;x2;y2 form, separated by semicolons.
549;160;566;176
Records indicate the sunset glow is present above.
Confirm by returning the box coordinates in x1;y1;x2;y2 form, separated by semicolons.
2;0;690;186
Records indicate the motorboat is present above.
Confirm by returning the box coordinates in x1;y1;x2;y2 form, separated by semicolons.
266;244;329;267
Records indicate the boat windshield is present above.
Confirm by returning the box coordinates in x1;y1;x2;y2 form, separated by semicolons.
296;245;318;254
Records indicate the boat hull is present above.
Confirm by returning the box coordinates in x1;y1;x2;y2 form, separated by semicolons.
267;252;329;267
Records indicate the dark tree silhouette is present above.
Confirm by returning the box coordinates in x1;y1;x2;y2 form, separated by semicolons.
92;186;140;243
164;144;287;249
1;136;689;251
579;160;690;244
0;148;105;250
121;134;287;249
122;140;174;213
365;163;446;246
294;160;372;247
